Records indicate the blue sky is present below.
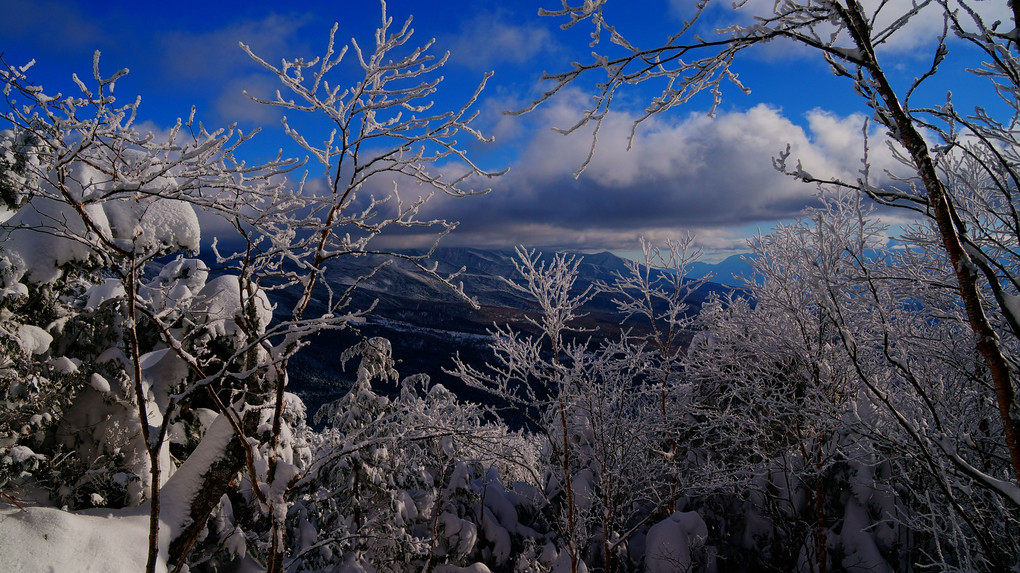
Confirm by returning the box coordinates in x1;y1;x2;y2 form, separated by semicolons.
2;0;1010;260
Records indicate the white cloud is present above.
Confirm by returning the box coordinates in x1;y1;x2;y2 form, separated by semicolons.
417;92;912;255
212;74;288;125
159;14;316;82
664;0;1013;59
444;11;558;71
153;14;320;126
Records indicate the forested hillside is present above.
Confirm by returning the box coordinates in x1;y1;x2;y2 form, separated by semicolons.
281;247;733;419
1;1;1019;572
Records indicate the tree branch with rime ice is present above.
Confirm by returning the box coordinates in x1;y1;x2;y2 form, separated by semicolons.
527;1;1020;567
530;0;1020;497
229;3;506;570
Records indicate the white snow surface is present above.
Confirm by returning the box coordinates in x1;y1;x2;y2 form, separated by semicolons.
835;498;893;573
85;278;126;309
140;348;191;412
644;510;708;573
160;413;238;539
435;564;493;573
2;195;109;284
16;324;52;355
0;503;168;573
8;445;42;464
89;372;112;394
1;159;200;285
56;379;173;506
102;195;200;255
551;548;589;573
195;275;273;338
49;356;79;374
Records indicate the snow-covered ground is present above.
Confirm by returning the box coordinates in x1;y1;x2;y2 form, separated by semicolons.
0;499;165;572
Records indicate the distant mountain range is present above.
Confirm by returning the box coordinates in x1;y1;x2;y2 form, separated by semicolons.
684;253;754;287
278;247;745;417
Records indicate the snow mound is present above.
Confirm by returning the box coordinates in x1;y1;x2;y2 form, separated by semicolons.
16;324;52;355
0;504;167;573
435;564;492;573
644;510;708;573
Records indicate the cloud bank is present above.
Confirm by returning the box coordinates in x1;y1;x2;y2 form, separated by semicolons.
386;95;906;256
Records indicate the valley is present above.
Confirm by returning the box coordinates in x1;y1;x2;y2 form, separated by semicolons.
279;247;741;418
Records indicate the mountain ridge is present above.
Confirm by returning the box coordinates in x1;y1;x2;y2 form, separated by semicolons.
684;253;753;287
281;247;742;416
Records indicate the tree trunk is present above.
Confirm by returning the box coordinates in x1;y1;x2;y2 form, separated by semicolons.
813;449;827;573
842;0;1020;487
164;413;251;573
559;395;579;573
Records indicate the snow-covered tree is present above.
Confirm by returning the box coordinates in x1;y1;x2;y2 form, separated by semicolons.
0;49;307;571
0;2;503;571
810;195;1020;571
685;192;1020;571
598;236;715;510
530;0;1020;498
450;249;596;573
281;337;539;573
685;195;901;572
450;247;714;572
